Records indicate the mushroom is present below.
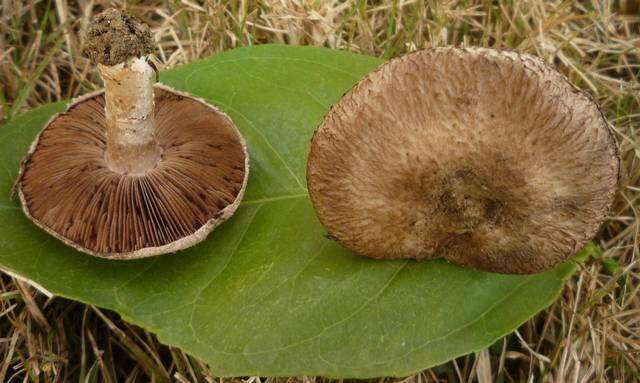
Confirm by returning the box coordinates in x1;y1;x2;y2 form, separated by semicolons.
307;47;619;274
15;9;249;259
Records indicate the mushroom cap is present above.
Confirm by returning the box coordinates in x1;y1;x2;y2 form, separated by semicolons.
17;85;249;259
307;47;619;274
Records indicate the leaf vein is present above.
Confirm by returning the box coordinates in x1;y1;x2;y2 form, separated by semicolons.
241;193;306;205
193;261;409;356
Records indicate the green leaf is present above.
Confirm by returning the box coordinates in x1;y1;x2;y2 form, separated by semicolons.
0;45;574;378
601;258;621;275
573;241;604;263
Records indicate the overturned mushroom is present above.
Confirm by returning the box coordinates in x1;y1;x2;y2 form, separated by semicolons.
307;47;619;274
16;9;249;259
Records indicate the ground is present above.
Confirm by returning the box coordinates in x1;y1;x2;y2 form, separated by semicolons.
0;1;638;382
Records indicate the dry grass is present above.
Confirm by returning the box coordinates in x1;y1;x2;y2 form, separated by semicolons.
1;0;639;382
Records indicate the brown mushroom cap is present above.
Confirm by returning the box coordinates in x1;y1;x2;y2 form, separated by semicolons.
17;85;249;259
307;47;619;274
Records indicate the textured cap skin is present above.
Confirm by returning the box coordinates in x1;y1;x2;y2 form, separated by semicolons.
307;47;619;274
17;85;249;259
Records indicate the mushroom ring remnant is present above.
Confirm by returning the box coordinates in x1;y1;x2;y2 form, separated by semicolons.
307;47;619;274
16;85;249;259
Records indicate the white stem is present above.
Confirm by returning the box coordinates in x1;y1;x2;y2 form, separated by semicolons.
98;56;161;175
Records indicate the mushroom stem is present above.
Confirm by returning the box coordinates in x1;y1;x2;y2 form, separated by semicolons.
99;56;161;175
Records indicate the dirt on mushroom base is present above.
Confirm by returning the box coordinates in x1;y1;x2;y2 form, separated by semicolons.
83;9;154;66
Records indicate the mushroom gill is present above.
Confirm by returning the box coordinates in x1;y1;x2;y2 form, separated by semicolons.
19;87;247;258
307;47;619;274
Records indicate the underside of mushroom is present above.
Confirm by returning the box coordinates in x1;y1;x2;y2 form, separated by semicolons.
16;9;249;259
307;47;619;274
18;86;248;258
